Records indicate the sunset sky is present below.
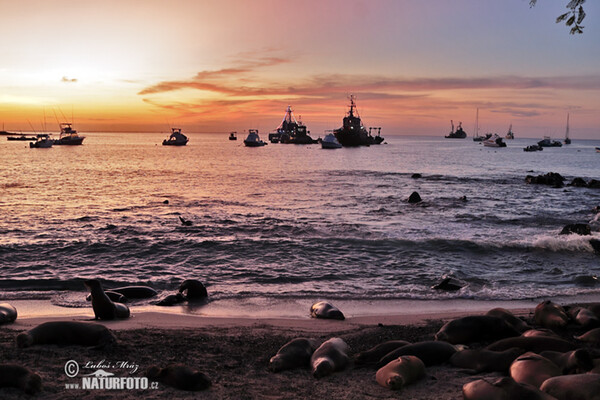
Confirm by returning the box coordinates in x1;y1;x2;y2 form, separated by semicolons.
1;0;599;138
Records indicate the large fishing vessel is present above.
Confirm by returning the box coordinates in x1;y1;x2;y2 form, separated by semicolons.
53;123;85;145
445;120;467;139
268;106;317;144
334;95;383;146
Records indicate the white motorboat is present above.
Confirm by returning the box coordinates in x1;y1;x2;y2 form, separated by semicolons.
483;133;507;147
244;129;267;147
321;133;342;149
29;134;53;148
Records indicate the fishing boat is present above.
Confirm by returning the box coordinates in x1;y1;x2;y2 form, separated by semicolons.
53;123;85;145
483;133;507;147
321;132;342;149
538;136;562;147
524;144;543;152
564;113;571;144
7;135;36;141
29;134;53;148
229;131;237;140
268;106;317;144
334;95;383;146
445;120;467;139
505;124;515;139
244;129;267;147
162;128;188;146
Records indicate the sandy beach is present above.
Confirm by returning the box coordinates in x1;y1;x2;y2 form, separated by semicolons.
0;299;548;400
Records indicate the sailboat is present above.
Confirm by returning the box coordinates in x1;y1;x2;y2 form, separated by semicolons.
472;109;482;142
564;113;571;145
505;124;514;139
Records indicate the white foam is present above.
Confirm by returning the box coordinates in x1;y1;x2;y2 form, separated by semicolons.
531;233;597;253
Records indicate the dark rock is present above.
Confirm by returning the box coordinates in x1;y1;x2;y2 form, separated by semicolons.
560;224;591;236
431;277;462;291
163;200;169;204
411;173;422;179
525;172;564;188
408;191;422;203
588;179;600;189
569;177;588;187
591;239;600;254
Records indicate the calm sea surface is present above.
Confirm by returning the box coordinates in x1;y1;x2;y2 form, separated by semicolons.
1;132;599;309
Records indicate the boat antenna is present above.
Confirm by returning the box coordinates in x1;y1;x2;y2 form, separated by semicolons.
58;107;68;122
52;109;61;125
26;119;37;135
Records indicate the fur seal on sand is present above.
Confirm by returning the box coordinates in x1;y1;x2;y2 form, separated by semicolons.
375;355;425;390
0;364;42;394
434;315;520;344
377;340;457;368
354;340;410;366
522;328;560;338
486;307;531;333
85;291;128;303
463;376;556;400
178;279;208;300
310;301;345;320
486;336;577;353
540;349;594;374
310;338;349;378
567;306;599;329
509;352;561;388
0;303;17;324
156;293;186;306
534;300;569;329
146;364;210;391
84;279;130;320
574;327;600;343
16;321;116;349
269;338;318;372
450;347;525;373
110;285;157;299
540;374;600;400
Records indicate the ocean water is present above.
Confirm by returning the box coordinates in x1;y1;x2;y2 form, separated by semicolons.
1;132;599;309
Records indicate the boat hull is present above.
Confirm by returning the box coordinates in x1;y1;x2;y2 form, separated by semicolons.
54;137;85;145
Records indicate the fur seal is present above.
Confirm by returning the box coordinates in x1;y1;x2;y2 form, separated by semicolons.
377;340;457;368
84;279;130;320
16;321;116;349
534;300;569;329
178;280;208;300
450;347;525;373
434;315;520;344
486;336;577;353
0;303;17;324
486;307;531;333
156;293;186;306
522;328;560;338
0;364;42;394
567;306;599;329
540;374;600;400
269;338;318;372
110;285;158;299
310;301;345;320
463;376;557;400
375;355;425;390
354;340;410;366
85;291;128;303
146;364;210;391
310;337;349;378
539;349;594;374
509;352;561;388
574;327;600;343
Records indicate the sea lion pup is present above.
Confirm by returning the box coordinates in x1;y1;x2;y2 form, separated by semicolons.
269;338;318;372
310;301;345;320
522;328;560;338
375;355;425;390
178;279;208;300
434;315;520;344
463;377;557;400
574;327;600;343
567;306;599;329
354;340;410;366
110;285;158;299
376;341;457;368
146;364;211;391
16;321;116;349
84;279;130;320
540;349;594;374
486;336;577;353
509;352;561;388
534;300;569;329
85;291;128;303
0;364;42;394
310;337;349;378
486;307;531;333
156;293;186;306
450;347;525;373
0;303;17;324
540;374;600;400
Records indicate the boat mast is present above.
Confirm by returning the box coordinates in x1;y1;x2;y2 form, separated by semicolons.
475;108;479;138
565;113;570;139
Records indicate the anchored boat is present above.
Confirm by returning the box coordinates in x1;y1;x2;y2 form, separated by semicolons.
244;129;267;147
162;128;188;146
333;95;383;146
53;123;85;145
268;106;317;144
